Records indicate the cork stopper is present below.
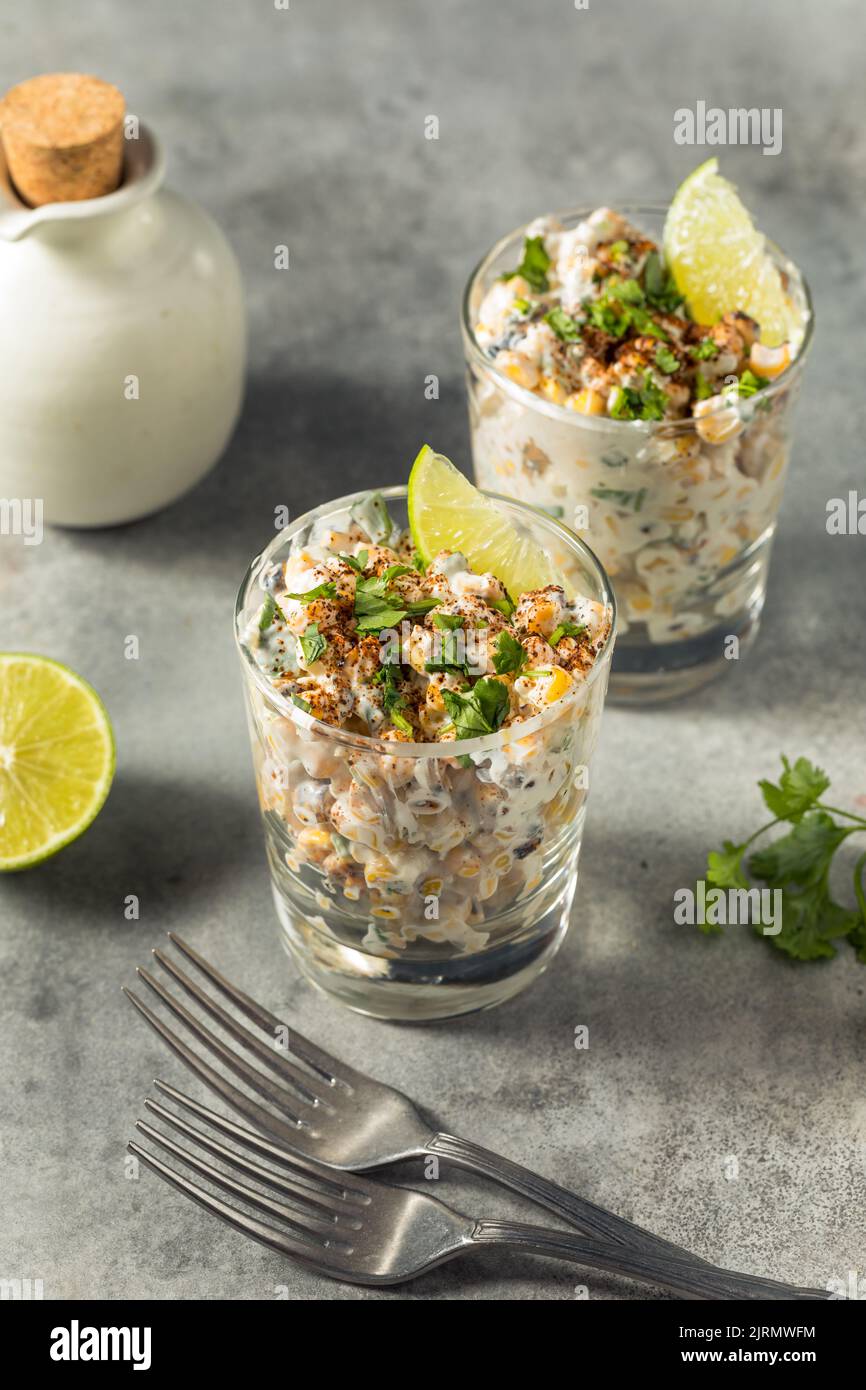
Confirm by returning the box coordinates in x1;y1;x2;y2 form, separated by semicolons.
0;73;125;206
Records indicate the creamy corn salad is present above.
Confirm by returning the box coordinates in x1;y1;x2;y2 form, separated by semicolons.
241;493;612;955
469;208;808;642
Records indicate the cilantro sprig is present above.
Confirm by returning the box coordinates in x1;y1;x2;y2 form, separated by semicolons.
285;580;338;602
373;663;414;736
550;620;587;645
643;251;684;313
442;678;510;740
700;756;866;962
544;307;582;343
492;630;527;676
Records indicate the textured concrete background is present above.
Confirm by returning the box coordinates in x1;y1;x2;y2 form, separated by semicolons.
1;0;865;1301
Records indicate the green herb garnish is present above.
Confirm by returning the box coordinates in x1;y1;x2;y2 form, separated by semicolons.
501;234;551;293
425;629;470;677
291;694;312;714
699;756;866;963
298;622;326;665
550;620;587;645
609;372;667;422
695;371;714;400
735;369;770;398
442;678;510;740
354;574;439;632
643;250;684;313
544;307;582;343
689;339;719;361
259;595;276;630
492;630;527;676
339;549;369;574
432;612;464;630
490;596;515;619
654;345;679;375
374;663;414;735
608;240;629;261
285;581;338;602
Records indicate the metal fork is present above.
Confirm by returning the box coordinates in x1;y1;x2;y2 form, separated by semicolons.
124;932;820;1293
129;1082;826;1297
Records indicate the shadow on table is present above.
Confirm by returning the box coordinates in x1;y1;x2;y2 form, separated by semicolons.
0;768;262;928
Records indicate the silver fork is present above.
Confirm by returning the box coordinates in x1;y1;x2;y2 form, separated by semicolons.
124;932;818;1293
129;1082;827;1297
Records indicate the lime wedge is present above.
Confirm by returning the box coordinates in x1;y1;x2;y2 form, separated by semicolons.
663;158;798;346
408;445;561;597
0;653;115;871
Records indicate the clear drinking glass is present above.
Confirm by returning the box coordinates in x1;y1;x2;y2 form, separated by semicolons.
462;207;813;703
235;486;615;1021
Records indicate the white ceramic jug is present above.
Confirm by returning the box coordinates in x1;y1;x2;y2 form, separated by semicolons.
0;126;245;527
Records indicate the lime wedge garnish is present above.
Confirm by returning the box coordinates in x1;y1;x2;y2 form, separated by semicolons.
0;653;115;871
664;158;798;346
407;445;561;597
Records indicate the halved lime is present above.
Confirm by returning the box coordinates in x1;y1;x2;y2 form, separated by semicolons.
663;158;798;346
407;445;562;597
0;653;115;871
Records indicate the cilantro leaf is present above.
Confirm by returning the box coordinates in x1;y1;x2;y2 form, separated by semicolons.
425;630;470;676
501;235;551;293
490;596;515;619
655;345;679;375
689;338;718;361
258;595;276;631
707;839;750;890
442;678;510;740
764;885;859;962
749;812;851;886
339;550;368;574
375;663;414;735
643;251;684;313
735;369;770;398
493;630;527;676
544;307;582;342
695;371;713;400
290;693;312;714
759;756;830;822
590;484;647;512
298;622;326;665
285;581;338;602
550;620;586;645
432;612;464;631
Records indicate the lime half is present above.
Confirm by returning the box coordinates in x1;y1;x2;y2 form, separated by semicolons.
407;445;562;597
0;653;115;871
663;158;798;346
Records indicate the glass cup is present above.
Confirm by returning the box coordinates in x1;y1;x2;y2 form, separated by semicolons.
462;206;813;703
235;486;615;1022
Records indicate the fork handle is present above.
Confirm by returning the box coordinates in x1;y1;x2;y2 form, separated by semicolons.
429;1131;715;1263
471;1222;828;1301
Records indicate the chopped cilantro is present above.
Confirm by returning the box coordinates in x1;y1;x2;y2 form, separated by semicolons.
339;550;368;574
655;345;679;375
643;250;684;313
285;581;338;602
290;694;312;714
695;371;714;400
608;239;629;260
493;629;527;676
354;573;439;632
298;622;326;665
432;612;464;630
442;678;510;740
501;234;551;293
544;307;582;342
735;369;770;398
375;663;414;735
490;596;515;619
590;484;647;512
550;620;587;645
689;339;718;361
258;594;276;631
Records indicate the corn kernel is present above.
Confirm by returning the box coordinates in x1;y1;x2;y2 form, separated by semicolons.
545;667;572;703
539;374;567;405
422;878;443;896
750;342;790;379
566;388;605;415
371;905;400;920
298;827;331;851
694;396;742;445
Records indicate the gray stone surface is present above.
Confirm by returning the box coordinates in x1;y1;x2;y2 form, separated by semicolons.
1;0;865;1301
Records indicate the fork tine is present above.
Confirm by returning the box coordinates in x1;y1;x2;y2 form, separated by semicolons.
151;1079;371;1202
135;966;309;1123
123;986;308;1148
128;1140;348;1276
142;1097;358;1221
151;947;330;1107
134;1118;351;1244
167;932;358;1087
